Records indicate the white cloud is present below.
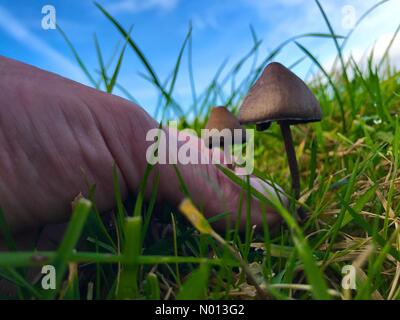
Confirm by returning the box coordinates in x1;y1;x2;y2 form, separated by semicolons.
345;32;400;68
105;0;178;14
191;13;219;31
0;5;86;82
241;1;400;72
320;1;400;70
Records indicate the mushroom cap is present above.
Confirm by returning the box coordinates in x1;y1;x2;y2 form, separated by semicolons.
204;106;246;148
238;62;322;128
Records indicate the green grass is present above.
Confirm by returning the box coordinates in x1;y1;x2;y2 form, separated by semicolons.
0;0;400;300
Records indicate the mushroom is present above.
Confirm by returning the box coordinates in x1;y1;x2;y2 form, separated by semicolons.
204;106;246;167
238;62;322;203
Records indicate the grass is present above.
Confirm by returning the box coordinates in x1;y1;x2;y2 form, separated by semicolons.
0;0;400;300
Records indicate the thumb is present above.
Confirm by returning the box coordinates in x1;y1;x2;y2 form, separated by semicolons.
0;56;286;235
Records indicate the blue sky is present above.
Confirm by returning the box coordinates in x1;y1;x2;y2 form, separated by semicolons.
0;0;399;117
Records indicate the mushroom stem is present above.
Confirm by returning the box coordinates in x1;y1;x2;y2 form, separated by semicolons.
279;122;300;200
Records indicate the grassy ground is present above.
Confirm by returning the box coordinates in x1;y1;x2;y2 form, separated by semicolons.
0;1;400;300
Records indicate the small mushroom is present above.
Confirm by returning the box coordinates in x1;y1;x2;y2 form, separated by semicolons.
238;62;322;203
204;106;246;148
204;106;246;168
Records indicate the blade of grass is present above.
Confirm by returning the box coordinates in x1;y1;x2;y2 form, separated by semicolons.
107;27;132;93
215;165;331;299
116;216;142;299
112;164;126;245
141;172;160;244
158;24;192;120
57;25;97;87
315;0;354;115
43;198;92;299
145;272;161;300
95;2;183;117
295;41;346;132
176;263;209;300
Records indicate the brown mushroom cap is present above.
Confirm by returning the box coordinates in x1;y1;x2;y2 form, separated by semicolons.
238;62;322;128
204;106;246;148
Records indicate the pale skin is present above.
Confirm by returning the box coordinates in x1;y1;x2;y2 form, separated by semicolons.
0;56;286;250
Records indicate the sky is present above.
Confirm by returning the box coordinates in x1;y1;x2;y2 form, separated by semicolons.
0;0;399;117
